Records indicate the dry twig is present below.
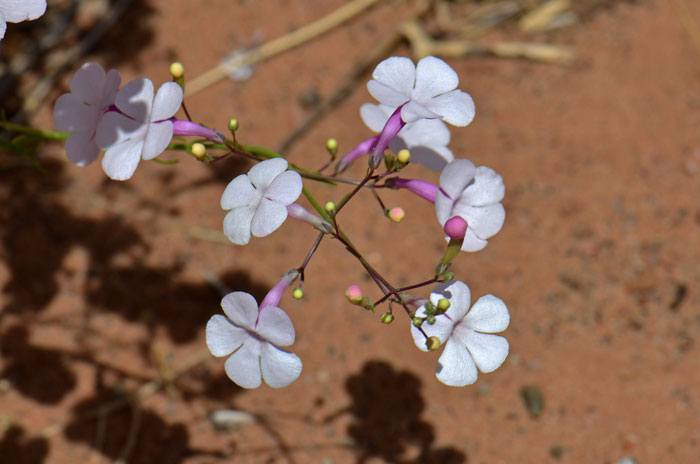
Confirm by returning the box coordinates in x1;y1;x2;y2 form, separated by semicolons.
186;0;381;96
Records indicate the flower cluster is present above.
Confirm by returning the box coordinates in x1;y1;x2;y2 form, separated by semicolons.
52;55;510;389
54;63;222;180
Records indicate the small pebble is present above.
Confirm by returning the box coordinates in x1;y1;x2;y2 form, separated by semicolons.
614;457;638;464
521;385;544;418
209;409;255;430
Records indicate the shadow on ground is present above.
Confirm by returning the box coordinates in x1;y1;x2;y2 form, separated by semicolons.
342;360;466;464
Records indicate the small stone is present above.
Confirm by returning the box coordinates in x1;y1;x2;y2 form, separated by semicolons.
209;409;255;430
521;385;544;418
614;457;638;464
549;445;565;459
298;88;321;109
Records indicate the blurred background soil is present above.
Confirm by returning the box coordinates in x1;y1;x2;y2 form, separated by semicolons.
1;0;699;462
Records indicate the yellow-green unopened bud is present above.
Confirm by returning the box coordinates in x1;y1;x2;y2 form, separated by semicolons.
191;142;206;160
326;138;338;156
426;315;436;325
324;201;336;215
397;149;411;164
228;118;239;133
426;336;441;351
381;312;394;324
412;317;423;327
292;288;304;300
169;62;184;79
437;298;450;312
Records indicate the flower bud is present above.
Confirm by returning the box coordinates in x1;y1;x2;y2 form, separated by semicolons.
324;201;336;215
360;296;375;312
437;298;450;312
345;285;363;304
326;138;338;157
425;336;441;351
292;288;304;300
380;312;394;324
191;142;206;160
412;317;423;327
443;271;454;282
169;62;185;79
228;118;239;133
386;206;405;223
397;149;410;164
426;315;436;325
424;301;435;315
383;152;395;170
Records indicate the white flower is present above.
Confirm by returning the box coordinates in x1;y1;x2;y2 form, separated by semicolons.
95;78;183;180
411;280;510;387
435;159;505;252
53;62;121;167
206;292;302;389
0;0;46;40
221;158;302;245
367;56;475;126
360;103;454;171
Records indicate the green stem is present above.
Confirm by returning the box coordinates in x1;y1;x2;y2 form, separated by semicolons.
0;122;68;140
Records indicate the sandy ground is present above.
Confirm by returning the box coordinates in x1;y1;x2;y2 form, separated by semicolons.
1;0;699;463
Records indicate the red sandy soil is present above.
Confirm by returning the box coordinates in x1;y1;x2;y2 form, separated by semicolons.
1;0;699;463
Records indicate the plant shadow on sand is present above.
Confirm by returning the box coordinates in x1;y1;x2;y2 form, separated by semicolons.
337;360;466;464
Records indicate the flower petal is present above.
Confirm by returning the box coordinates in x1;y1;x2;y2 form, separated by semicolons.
431;280;471;321
53;94;95;132
260;344;302;388
0;15;6;39
224;341;262;389
250;198;287;238
221;291;259;330
150;82;183;122
141;120;173;160
221;174;258;210
115;78;153;122
455;203;505;240
367;81;410;108
223;206;255;245
459;228;488;252
371;56;416;98
206;314;247;357
248;158;288;190
101;69;122;108
264;170;302;204
460;166;505;206
408;145;453;172
101;138;143;181
400;117;451;147
464;294;510;333
411;315;454;352
0;0;46;22
64;131;99;166
435;338;478;387
255;306;295;346
439;159;476;200
95;111;144;149
68;62;106;103
460;330;509;373
413;56;459;100
359;103;389;133
400;100;441;123
435;190;455;226
425;90;475;127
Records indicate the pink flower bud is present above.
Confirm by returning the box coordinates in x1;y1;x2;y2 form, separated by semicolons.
444;216;468;239
345;285;364;304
